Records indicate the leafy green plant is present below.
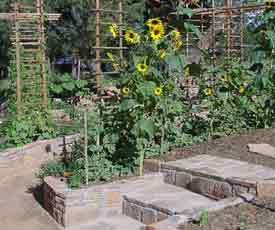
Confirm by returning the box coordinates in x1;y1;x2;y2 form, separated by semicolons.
0;109;71;150
239;215;248;230
199;210;209;227
36;160;65;179
49;73;89;100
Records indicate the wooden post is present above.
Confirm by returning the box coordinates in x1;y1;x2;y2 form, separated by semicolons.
37;0;48;108
77;58;81;80
95;0;101;94
211;0;216;65
118;0;123;61
15;3;21;116
226;0;232;60
240;1;244;61
84;109;89;186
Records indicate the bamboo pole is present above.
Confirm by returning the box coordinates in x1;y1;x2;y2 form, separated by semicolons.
15;3;21;116
226;0;232;60
95;0;101;93
84;109;89;186
38;0;48;107
240;0;244;61
211;0;216;65
118;0;123;61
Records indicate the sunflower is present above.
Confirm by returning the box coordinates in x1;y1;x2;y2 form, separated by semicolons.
136;63;148;74
173;39;183;51
239;86;245;94
146;18;163;29
122;87;130;95
170;29;181;40
150;25;165;42
109;24;118;38
265;0;275;8
124;30;140;44
204;88;213;96
220;75;228;82
154;87;163;96
158;49;167;59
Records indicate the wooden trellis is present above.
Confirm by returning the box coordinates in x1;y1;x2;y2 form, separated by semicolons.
0;0;60;115
166;0;266;64
192;0;265;64
92;0;125;94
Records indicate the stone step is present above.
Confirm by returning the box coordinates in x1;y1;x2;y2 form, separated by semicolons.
161;154;275;199
67;215;146;230
123;182;216;225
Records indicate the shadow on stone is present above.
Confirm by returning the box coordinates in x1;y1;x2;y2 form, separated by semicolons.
26;183;44;208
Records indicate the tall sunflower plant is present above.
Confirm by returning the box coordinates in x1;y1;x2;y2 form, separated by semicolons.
108;18;187;175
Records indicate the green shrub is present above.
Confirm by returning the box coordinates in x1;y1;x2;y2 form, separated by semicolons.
36;160;65;179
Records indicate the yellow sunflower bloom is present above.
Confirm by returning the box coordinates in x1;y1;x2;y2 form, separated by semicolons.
154;87;163;96
220;75;228;82
204;88;213;96
122;87;130;95
124;30;140;44
109;24;118;38
150;25;165;42
146;18;163;29
170;29;181;40
136;63;148;74
264;0;274;8
239;86;245;94
173;39;183;51
159;49;167;59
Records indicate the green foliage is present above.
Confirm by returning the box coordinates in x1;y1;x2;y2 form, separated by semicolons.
239;216;248;230
36;160;65;179
0;110;58;149
199;210;209;227
49;73;89;100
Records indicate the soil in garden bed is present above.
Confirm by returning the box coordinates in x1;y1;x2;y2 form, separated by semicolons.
155;127;275;230
187;200;275;230
160;127;275;170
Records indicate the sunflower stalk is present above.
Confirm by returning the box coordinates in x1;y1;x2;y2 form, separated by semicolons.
160;99;167;156
137;138;145;176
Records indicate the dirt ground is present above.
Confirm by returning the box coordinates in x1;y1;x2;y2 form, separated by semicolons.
163;127;275;169
186;202;275;230
165;127;275;230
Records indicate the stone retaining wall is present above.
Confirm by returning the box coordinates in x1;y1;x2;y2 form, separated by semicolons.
43;174;163;228
0;134;79;161
161;165;257;199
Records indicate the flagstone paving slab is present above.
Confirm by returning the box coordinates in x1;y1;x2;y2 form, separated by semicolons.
123;182;216;225
67;215;145;230
162;155;275;183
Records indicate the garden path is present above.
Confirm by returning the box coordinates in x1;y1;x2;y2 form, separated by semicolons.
0;151;60;230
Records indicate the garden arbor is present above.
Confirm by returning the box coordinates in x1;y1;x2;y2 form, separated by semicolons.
0;0;60;115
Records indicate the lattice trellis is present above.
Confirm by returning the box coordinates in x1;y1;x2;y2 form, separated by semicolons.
0;0;60;115
91;0;125;94
150;0;265;64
